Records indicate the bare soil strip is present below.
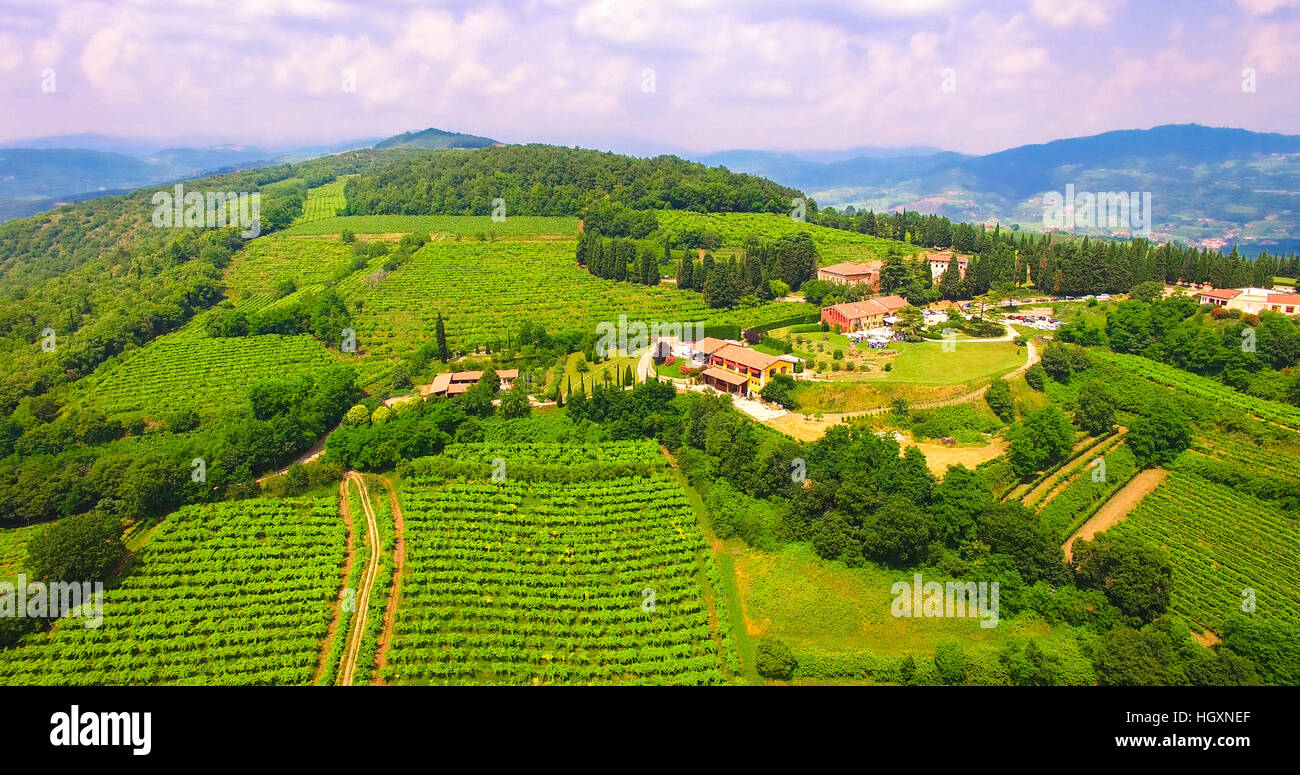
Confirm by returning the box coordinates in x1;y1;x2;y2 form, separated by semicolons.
313;478;356;685
1063;468;1170;560
339;472;380;686
372;476;406;685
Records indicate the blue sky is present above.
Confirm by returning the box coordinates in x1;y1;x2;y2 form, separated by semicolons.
2;0;1297;154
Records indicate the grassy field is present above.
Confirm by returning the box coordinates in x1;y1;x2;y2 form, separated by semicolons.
279;214;579;238
547;351;640;395
731;543;1093;684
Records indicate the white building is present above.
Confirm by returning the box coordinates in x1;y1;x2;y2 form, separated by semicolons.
1198;287;1300;315
928;253;968;281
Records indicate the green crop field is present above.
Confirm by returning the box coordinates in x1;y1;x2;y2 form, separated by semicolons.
1111;468;1300;630
279;215;579;238
655;211;920;264
0;497;345;685
384;441;727;685
67;321;338;418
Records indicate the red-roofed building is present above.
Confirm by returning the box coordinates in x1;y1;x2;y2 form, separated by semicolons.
817;261;883;288
1197;287;1300;315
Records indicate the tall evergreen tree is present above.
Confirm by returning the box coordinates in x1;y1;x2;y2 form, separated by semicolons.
435;312;450;362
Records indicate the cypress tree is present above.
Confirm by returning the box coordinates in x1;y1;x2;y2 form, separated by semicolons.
435;312;450;362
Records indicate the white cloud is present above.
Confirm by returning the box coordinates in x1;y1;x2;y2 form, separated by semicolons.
1236;0;1300;15
1030;0;1123;28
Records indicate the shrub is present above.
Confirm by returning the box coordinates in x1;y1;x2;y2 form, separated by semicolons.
756;638;798;680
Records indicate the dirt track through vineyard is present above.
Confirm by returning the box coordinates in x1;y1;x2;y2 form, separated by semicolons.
372;477;406;685
1062;467;1169;560
313;478;356;685
339;472;380;686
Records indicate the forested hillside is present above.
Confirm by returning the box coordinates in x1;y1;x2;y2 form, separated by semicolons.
341;145;802;218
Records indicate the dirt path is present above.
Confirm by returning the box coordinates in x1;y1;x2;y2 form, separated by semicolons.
314;477;356;685
1063;467;1170;560
339;471;380;686
256;425;336;483
372;476;406;686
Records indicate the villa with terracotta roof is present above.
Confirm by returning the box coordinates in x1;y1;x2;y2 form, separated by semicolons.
817;261;883;288
820;295;910;331
424;368;520;397
701;342;799;397
688;337;730;362
1198;287;1300;315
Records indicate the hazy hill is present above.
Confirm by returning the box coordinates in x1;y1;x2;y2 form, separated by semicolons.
373;127;498;150
694;124;1300;251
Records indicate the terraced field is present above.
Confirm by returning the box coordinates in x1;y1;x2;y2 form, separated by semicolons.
1036;443;1139;540
383;442;728;685
0;497;346;685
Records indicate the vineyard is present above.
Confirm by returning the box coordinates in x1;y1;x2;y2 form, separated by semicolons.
293;177;353;225
223;237;359;296
0;497;346;685
279;215;579;238
352;238;806;355
1035;443;1138;540
1110;467;1300;630
1092;351;1300;428
383;443;728;684
68;320;337;418
0;524;41;576
654;211;917;263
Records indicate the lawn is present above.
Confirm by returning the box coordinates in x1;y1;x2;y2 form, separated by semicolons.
548;351;640;395
884;340;1025;384
732;544;1080;660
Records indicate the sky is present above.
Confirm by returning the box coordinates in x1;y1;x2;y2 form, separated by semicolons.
1;0;1298;156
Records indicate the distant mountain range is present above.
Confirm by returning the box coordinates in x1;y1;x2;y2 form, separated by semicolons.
688;124;1300;254
6;124;1298;254
0;128;494;222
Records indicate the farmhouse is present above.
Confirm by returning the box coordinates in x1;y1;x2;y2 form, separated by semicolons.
820;295;909;331
702;343;798;397
817;261;883;288
423;368;520;397
927;253;969;280
688;336;730;362
1198;287;1300;315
